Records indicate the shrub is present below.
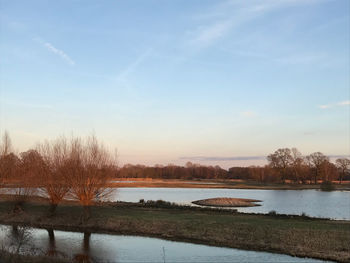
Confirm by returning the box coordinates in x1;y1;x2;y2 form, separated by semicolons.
268;210;277;216
320;181;335;191
301;212;309;218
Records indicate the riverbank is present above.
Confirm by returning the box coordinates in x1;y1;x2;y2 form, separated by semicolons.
109;179;350;190
0;197;349;262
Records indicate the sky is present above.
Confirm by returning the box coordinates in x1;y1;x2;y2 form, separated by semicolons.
0;0;349;169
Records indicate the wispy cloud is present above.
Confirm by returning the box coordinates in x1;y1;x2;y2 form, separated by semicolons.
318;100;350;109
319;104;332;109
337;100;350;106
43;42;75;66
240;111;257;118
189;19;235;48
1;99;53;110
188;0;326;48
35;38;75;66
179;156;266;162
116;48;153;82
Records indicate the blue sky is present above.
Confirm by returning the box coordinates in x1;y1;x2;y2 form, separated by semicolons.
0;0;349;168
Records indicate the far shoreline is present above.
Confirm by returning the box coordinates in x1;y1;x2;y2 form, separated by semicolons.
107;178;350;191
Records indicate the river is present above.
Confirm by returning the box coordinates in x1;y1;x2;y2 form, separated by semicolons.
0;225;330;262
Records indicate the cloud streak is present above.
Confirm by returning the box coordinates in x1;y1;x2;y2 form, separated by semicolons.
188;0;326;48
116;48;153;82
319;104;332;109
37;39;75;66
0;98;53;110
337;100;350;106
189;19;235;48
318;100;350;109
240;111;257;118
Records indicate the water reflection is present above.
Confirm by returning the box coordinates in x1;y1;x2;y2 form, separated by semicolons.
0;225;328;263
0;226;95;262
7;225;35;254
45;229;94;262
73;232;92;263
46;228;58;257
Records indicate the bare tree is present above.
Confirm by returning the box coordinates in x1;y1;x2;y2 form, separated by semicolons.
267;148;293;183
306;152;329;184
66;135;117;220
36;138;70;215
290;148;305;183
319;160;338;182
0;153;20;192
0;132;34;210
335;158;350;184
249;166;266;183
0;131;14;189
0;131;12;157
9;150;42;211
8;226;33;255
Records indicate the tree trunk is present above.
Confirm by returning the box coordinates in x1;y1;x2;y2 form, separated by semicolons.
47;228;56;256
12;225;19;235
13;201;23;213
47;228;55;240
49;203;58;216
314;169;318;184
83;206;91;221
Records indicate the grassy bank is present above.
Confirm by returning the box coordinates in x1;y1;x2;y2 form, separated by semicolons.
0;198;349;262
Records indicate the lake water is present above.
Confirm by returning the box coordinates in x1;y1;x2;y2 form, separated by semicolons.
0;225;329;262
112;188;350;220
3;187;350;220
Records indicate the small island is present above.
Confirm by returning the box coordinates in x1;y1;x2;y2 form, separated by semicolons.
192;197;262;207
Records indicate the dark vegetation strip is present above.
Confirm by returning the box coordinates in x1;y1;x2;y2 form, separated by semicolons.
0;199;349;263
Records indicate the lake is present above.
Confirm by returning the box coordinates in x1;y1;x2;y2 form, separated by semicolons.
112;188;350;220
0;225;329;262
3;187;350;220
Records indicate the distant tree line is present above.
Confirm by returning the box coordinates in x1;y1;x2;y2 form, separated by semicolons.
234;148;349;184
118;162;227;180
119;148;349;184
